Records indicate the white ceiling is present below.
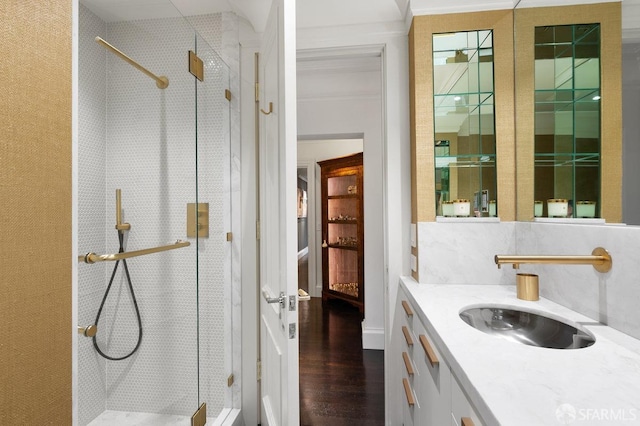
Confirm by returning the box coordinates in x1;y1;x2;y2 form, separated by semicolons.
82;0;639;38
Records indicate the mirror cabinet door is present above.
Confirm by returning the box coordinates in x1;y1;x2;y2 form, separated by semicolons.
533;24;601;218
433;30;497;218
515;3;621;222
410;10;514;224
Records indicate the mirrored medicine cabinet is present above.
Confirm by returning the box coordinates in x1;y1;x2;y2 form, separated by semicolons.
409;3;622;224
410;9;515;223
514;2;621;222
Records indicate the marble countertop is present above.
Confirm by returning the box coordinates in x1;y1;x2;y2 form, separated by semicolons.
400;277;640;425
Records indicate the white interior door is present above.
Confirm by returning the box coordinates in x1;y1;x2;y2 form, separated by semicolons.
258;0;299;424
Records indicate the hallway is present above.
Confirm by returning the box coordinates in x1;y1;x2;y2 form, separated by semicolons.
298;296;385;425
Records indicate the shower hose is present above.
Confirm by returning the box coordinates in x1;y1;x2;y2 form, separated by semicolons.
92;231;143;360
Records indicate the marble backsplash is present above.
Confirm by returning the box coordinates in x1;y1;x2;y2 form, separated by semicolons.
417;221;640;341
417;221;518;285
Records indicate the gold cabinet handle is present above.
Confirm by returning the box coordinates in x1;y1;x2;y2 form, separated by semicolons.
401;300;413;317
461;417;475;426
402;326;414;346
402;352;414;376
419;334;439;367
403;378;415;407
260;101;273;115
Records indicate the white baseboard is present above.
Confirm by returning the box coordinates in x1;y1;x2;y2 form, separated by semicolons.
362;325;385;350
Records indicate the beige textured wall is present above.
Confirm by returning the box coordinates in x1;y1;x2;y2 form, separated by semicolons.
0;0;72;424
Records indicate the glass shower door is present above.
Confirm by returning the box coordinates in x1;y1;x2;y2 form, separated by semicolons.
77;2;234;424
193;32;235;420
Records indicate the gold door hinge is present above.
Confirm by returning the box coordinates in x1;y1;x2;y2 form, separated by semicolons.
187;203;209;238
226;232;233;242
225;89;231;101
227;374;234;387
257;360;262;381
256;221;260;240
191;403;206;426
255;82;259;102
189;50;204;81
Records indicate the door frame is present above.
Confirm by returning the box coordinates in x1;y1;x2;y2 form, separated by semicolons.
296;162;317;297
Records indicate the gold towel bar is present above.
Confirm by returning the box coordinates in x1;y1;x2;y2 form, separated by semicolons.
79;240;190;264
95;36;169;89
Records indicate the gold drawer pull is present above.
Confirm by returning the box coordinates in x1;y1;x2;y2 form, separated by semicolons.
419;334;439;367
401;300;413;317
402;352;414;376
402;326;414;346
461;417;475;426
403;378;415;407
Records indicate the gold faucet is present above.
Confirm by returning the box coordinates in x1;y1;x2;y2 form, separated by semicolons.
495;247;612;273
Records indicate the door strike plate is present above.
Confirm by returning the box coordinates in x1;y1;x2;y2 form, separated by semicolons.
289;323;296;339
187;203;209;238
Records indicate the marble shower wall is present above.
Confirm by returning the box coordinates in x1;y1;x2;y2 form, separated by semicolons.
416;221;640;341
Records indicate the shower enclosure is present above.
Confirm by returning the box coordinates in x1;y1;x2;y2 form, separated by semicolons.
76;1;240;424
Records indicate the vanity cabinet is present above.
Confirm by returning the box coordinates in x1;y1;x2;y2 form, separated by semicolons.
451;375;483;426
413;313;451;425
318;153;364;314
392;286;484;426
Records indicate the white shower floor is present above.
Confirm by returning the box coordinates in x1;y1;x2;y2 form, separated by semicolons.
87;410;224;426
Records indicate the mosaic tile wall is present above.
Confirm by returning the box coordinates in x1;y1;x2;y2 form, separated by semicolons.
78;5;239;424
78;5;108;424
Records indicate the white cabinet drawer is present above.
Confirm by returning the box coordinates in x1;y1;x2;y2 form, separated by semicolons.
413;318;451;426
451;373;483;426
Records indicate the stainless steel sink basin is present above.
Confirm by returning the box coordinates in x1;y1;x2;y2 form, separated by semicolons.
459;305;596;349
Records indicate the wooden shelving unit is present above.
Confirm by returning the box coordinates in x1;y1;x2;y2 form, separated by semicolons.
318;152;364;315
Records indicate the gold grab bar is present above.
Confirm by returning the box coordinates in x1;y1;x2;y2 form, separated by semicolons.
79;240;190;264
95;36;169;89
495;247;612;273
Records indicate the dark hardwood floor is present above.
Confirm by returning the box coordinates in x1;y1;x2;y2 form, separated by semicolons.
298;298;385;425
